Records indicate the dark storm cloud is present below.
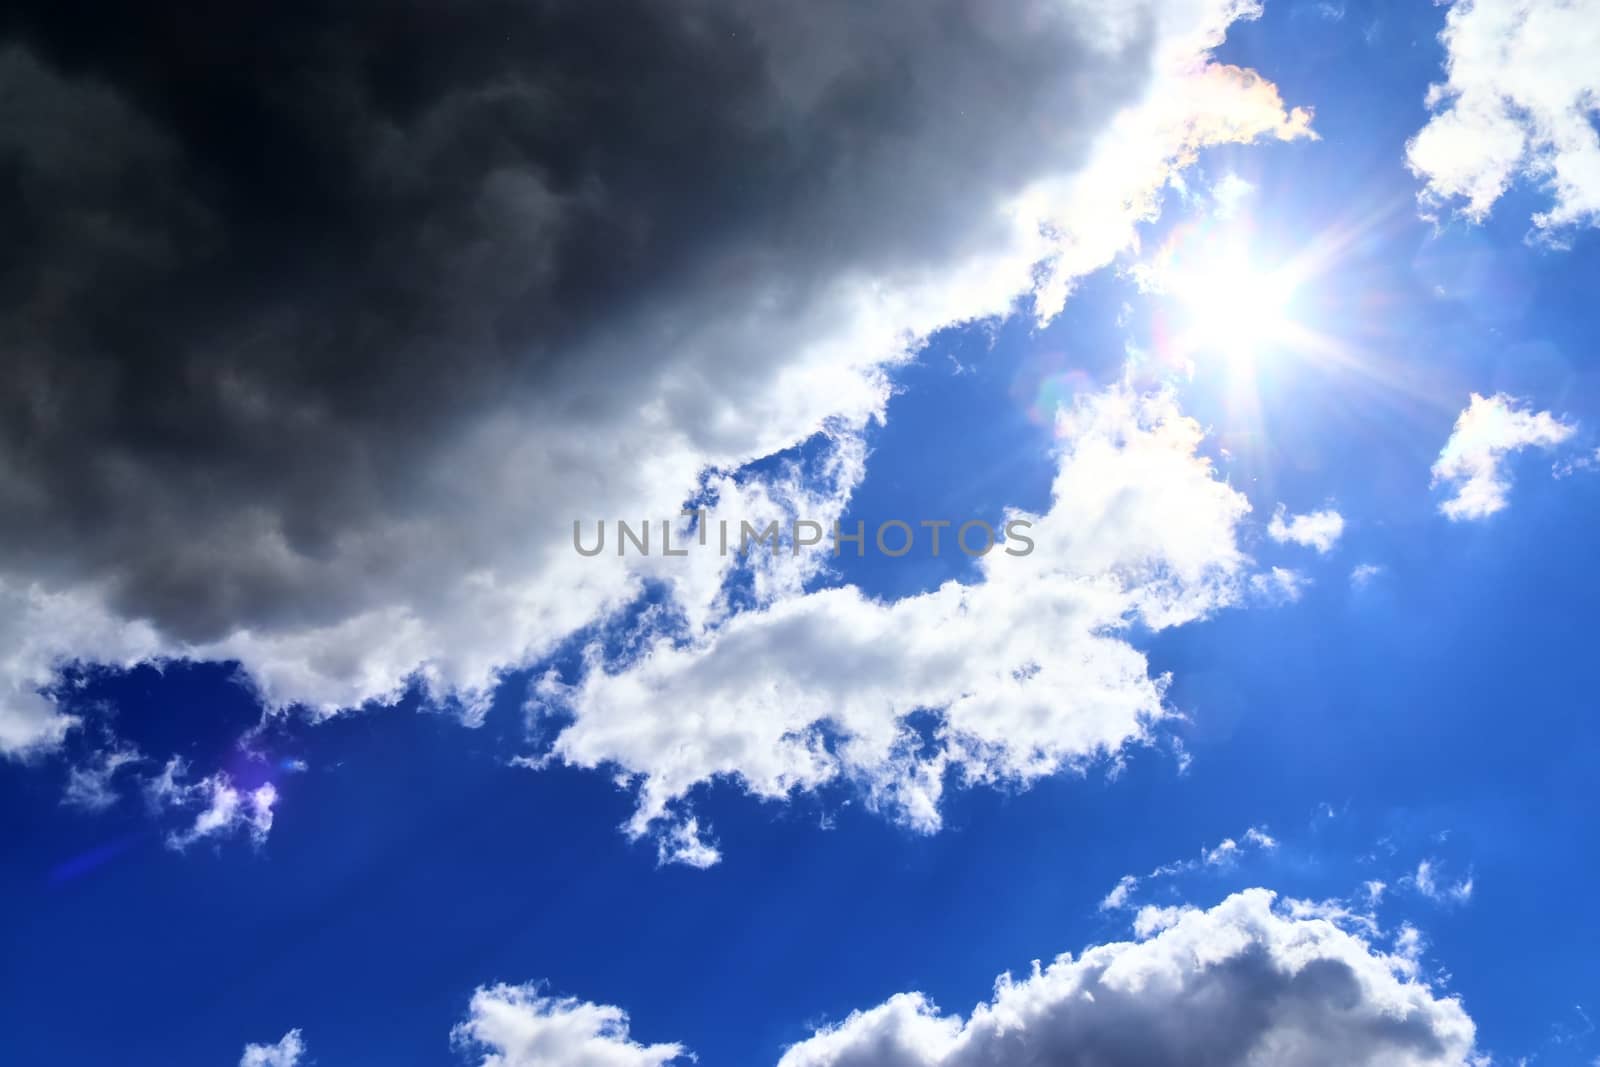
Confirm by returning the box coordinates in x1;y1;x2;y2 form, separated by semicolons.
0;0;1152;650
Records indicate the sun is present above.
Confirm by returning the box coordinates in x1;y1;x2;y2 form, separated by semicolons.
1166;239;1299;364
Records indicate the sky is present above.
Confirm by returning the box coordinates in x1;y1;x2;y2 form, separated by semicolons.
2;1;1599;1064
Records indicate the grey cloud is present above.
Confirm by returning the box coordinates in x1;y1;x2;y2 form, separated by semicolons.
778;890;1478;1067
0;0;1300;748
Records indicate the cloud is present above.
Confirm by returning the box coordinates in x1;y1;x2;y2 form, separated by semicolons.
1132;902;1198;938
1553;447;1600;479
1103;824;1279;911
548;381;1254;859
1280;896;1383;940
1268;504;1346;554
61;741;142;811
1350;563;1384;589
0;579;164;755
1249;566;1310;604
1407;0;1600;237
145;757;278;850
1100;875;1141;912
1432;393;1577;520
1233;825;1277;853
1187;825;1278;870
654;816;722;871
239;1030;305;1067
245;891;1475;1067
1209;172;1258;219
777;889;1479;1066
1407;860;1475;906
0;0;1313;753
451;984;688;1067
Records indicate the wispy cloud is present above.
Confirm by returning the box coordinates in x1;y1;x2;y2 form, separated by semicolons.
1405;858;1475;906
61;742;142;812
1101;824;1278;911
1349;563;1383;589
145;758;279;851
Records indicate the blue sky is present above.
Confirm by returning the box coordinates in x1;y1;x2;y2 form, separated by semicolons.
4;1;1600;1065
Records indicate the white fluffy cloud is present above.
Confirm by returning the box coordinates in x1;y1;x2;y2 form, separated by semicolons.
239;1030;305;1067
1407;0;1600;236
0;578;164;754
548;382;1256;858
0;0;1314;755
1432;393;1576;520
451;984;688;1067
777;890;1479;1067
1268;504;1346;554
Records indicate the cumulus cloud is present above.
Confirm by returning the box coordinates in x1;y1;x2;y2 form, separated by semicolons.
145;757;278;850
777;889;1479;1066
1432;393;1577;520
1268;504;1346;554
1407;0;1600;237
0;0;1313;753
548;381;1254;859
0;579;163;754
451;984;688;1067
239;1030;305;1067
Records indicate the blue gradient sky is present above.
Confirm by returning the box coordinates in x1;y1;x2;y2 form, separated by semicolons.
5;1;1600;1064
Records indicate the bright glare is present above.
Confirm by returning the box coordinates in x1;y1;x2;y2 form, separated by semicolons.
1167;241;1298;364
